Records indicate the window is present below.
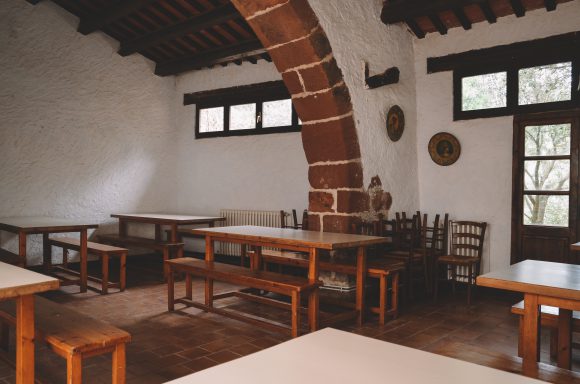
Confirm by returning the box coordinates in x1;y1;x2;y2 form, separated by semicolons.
461;72;507;111
184;81;301;139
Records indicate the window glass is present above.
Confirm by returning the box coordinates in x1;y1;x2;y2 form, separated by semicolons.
461;72;507;111
524;195;568;227
524;124;571;156
519;62;572;105
524;160;570;191
230;103;256;130
263;99;292;128
199;107;224;133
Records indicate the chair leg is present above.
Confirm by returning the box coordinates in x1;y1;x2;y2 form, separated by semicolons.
391;272;399;319
433;263;440;303
422;255;431;296
451;266;457;297
467;264;473;305
379;274;387;326
0;322;9;351
112;343;126;384
67;353;82;384
101;253;109;295
185;273;192;300
119;252;127;291
167;269;175;311
291;291;301;338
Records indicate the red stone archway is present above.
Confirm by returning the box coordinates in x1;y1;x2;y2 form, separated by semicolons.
231;0;365;233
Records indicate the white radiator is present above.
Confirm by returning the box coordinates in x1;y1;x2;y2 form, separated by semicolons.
217;209;284;257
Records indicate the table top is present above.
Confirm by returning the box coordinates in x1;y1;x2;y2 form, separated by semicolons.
111;213;225;224
477;260;580;301
187;225;388;250
0;216;99;233
165;328;542;384
571;242;580;251
0;262;59;300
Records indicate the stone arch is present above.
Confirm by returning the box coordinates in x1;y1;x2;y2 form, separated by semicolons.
231;0;366;233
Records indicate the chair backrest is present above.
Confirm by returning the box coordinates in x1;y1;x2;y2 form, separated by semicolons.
281;209;309;229
450;221;487;259
395;212;418;251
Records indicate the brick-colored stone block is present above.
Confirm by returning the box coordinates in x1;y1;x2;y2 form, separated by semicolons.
306;213;321;231
281;70;303;95
337;191;369;214
267;28;332;73
301;115;361;164
231;0;289;17
293;84;353;122
298;57;343;93
308;162;363;189
323;215;361;234
309;191;334;213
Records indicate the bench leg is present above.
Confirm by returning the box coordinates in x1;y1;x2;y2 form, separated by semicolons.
0;321;8;351
186;273;192;300
67;352;82;384
550;327;558;359
176;245;184;259
392;272;399;319
518;316;524;357
168;268;175;311
63;248;69;268
119;252;127;292
102;253;109;295
112;343;126;384
205;278;214;309
162;248;169;281
379;275;387;326
291;291;301;338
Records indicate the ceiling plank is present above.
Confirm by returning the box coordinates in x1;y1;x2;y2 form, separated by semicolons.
381;0;486;24
453;7;472;30
155;39;265;76
544;0;557;11
509;0;526;17
428;14;448;35
78;0;158;35
118;3;240;56
406;19;426;39
478;0;497;23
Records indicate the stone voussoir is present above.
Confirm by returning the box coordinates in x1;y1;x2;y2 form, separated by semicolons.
301;115;361;164
308;162;363;190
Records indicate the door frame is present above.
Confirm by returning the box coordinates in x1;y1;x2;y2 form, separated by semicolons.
511;109;580;264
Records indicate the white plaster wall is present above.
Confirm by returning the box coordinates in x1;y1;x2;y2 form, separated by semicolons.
0;1;178;264
309;0;420;213
414;1;580;273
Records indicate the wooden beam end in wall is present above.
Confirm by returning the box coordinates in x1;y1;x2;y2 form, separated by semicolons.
429;14;448;35
479;1;497;24
26;0;43;4
453;7;472;30
544;0;557;11
510;0;526;17
406;19;426;39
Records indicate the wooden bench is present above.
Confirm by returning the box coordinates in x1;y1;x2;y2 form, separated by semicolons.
0;248;22;266
511;300;580;358
0;296;130;384
48;237;128;294
98;234;184;279
254;250;403;325
166;257;320;338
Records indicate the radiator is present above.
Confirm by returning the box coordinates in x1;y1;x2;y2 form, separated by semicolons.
217;209;284;257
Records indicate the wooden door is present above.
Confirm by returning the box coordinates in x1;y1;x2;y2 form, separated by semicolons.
512;110;579;264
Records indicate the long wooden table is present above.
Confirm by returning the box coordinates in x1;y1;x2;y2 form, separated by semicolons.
477;260;580;376
165;328;543;384
111;213;225;242
0;262;59;384
0;217;99;292
186;225;388;328
571;242;580;251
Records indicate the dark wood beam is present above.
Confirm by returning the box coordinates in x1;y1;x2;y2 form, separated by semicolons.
26;0;43;4
453;7;472;30
429;14;448;35
544;0;557;11
78;0;158;35
381;0;486;24
427;31;580;73
365;67;400;89
184;80;288;106
479;0;497;23
406;19;426;39
155;39;265;76
118;3;240;56
509;0;526;17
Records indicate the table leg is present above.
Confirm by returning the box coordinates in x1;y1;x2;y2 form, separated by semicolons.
356;246;367;326
119;220;128;237
170;223;178;243
252;246;262;271
80;229;88;293
16;294;35;384
522;293;540;376
557;308;572;369
308;248;320;332
155;224;162;242
18;232;27;268
205;236;214;308
42;233;51;273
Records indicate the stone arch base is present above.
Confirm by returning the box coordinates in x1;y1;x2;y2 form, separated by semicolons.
232;0;367;233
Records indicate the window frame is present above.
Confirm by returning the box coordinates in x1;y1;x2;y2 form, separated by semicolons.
184;81;302;139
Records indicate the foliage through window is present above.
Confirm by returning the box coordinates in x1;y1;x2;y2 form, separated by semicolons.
184;81;301;139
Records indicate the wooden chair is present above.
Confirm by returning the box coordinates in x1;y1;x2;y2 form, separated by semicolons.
281;210;308;229
434;221;487;305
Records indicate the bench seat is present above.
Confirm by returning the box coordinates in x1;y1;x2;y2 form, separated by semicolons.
0;248;22;266
0;296;130;384
257;250;403;324
48;237;128;294
166;257;320;337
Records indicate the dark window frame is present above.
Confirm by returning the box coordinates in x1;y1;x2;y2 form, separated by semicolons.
183;80;301;139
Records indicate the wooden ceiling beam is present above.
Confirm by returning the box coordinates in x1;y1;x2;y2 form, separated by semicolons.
406;19;426;39
78;0;158;35
381;0;486;24
26;0;43;4
453;7;472;30
118;3;241;56
479;0;497;23
509;0;526;17
429;14;448;35
544;0;557;11
155;39;265;76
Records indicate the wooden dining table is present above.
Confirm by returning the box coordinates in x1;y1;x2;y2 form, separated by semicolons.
165;328;543;384
186;225;388;328
111;213;225;242
477;260;580;376
0;217;99;292
0;262;59;384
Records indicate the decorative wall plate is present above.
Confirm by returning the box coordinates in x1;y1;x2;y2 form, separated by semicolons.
428;132;461;166
386;105;405;142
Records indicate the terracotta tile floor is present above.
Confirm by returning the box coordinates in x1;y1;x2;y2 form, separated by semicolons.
0;256;578;383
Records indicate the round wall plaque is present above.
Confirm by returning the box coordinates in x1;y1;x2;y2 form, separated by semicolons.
428;132;461;166
386;105;405;142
